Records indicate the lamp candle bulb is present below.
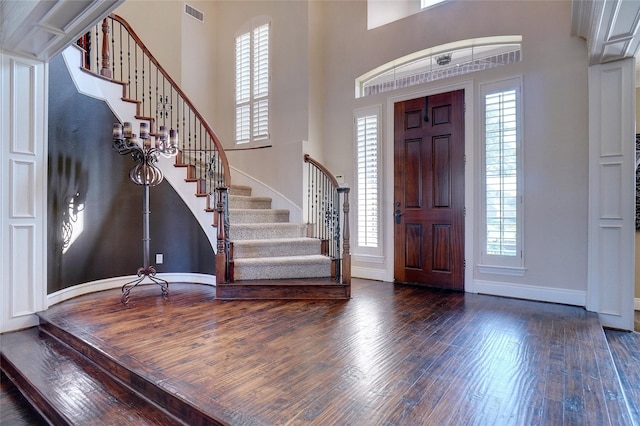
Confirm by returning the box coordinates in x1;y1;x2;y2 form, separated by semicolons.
169;129;178;147
139;122;149;140
113;123;123;139
158;126;168;142
123;122;133;138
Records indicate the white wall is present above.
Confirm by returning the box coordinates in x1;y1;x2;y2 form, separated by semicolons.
213;0;311;206
317;1;589;301
114;0;217;128
114;1;182;83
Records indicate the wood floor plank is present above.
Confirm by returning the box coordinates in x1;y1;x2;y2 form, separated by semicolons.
23;279;636;425
1;328;184;425
0;371;47;426
605;328;640;425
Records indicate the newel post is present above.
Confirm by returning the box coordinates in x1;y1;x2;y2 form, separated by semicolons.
337;186;351;289
215;187;229;284
100;18;112;78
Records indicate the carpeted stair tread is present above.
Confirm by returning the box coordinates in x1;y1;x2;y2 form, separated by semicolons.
229;185;252;196
223;182;337;286
229;223;308;240
229;208;290;223
234;254;330;265
229;195;272;209
233;255;331;280
233;237;321;258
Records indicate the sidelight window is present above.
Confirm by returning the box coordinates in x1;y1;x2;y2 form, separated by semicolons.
480;77;524;271
354;106;382;256
235;18;270;145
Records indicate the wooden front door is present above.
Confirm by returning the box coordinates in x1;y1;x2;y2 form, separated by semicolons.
393;90;465;290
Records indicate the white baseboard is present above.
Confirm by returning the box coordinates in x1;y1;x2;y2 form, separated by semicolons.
47;273;217;307
472;279;586;307
635;297;640;311
352;266;388;282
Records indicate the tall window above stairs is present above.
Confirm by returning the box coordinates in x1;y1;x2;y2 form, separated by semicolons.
235;18;270;145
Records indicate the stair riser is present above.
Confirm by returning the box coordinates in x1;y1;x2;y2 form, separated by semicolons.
229;185;252;196
229;225;307;240
0;353;71;426
234;263;330;281
37;320;217;425
216;284;349;300
229;210;289;224
233;241;321;258
229;196;272;209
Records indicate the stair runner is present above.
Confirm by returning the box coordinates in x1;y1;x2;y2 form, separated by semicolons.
227;184;332;281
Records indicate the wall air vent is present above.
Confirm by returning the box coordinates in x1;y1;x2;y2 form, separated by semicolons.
185;4;204;23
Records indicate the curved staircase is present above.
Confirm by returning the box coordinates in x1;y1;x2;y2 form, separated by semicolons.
72;14;350;299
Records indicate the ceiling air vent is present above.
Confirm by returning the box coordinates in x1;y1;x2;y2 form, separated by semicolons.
185;4;204;23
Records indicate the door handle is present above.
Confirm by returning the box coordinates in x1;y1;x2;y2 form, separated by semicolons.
395;209;403;224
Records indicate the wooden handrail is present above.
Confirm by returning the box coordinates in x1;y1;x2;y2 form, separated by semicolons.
304;154;339;188
107;13;231;188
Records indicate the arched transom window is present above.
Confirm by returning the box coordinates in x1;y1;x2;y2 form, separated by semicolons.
355;36;522;98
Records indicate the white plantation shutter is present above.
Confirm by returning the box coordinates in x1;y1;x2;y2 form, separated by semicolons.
355;107;381;252
253;23;269;140
235;20;270;144
235;33;250;103
481;78;522;268
236;104;250;142
235;32;251;143
253;24;269;98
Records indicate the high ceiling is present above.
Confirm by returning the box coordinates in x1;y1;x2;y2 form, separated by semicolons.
0;0;639;83
0;0;123;61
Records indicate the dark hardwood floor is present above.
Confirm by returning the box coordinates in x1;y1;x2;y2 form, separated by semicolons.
605;327;640;425
1;370;47;425
1;279;638;425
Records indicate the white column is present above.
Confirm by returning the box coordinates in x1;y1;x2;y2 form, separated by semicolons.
1;52;48;333
587;58;636;331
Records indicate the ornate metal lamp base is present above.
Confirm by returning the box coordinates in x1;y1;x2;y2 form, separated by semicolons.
113;122;178;305
121;266;169;304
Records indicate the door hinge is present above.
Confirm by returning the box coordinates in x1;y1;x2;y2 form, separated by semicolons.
464;207;466;216
464;259;466;268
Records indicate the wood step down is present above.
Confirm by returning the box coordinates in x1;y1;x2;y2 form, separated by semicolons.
216;278;349;300
0;327;188;425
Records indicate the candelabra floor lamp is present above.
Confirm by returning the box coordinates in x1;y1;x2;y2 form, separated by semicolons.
112;122;178;304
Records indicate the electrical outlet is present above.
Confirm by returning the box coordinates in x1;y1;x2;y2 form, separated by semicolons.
155;254;163;264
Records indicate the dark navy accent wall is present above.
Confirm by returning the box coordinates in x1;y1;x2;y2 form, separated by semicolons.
47;54;214;294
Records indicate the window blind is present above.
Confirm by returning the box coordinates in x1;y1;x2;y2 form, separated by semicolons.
485;89;517;256
235;22;270;144
356;114;379;248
